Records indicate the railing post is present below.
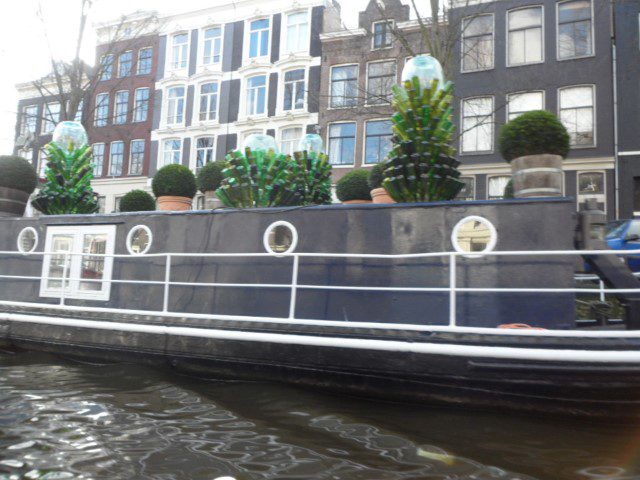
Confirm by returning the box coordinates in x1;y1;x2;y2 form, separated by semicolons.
60;252;69;306
288;254;299;320
449;253;456;327
163;254;171;313
599;279;605;303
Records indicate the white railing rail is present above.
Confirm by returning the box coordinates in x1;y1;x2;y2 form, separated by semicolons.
0;248;639;329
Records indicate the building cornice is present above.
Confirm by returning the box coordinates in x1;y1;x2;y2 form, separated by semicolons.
320;28;367;42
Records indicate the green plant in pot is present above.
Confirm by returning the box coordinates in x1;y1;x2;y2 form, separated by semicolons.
196;161;226;209
381;55;465;203
0;155;38;217
152;164;197;211
368;163;395;204
499;110;570;198
336;169;372;204
31;121;99;215
119;189;156;212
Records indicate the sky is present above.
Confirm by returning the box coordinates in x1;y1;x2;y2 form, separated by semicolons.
0;0;380;154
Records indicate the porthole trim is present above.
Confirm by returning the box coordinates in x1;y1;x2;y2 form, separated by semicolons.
17;227;38;254
263;221;298;256
451;215;497;258
126;225;153;255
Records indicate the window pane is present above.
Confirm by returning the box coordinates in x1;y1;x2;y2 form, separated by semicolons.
280;127;302;155
328;123;356;165
462;15;494;71
509;7;542;30
365;120;393;164
508;91;544;120
558;1;592;59
578;172;604;195
488;176;511;199
79;234;107;291
47;235;74;290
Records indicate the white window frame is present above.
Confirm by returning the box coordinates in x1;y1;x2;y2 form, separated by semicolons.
505;90;545;120
363;118;394;165
170;32;190;71
118;50;133;77
506;5;544;67
282;68;306;112
137;47;153;75
556;0;595;61
165;85;186;126
113;90;129;125
245;74;268;117
198;81;220;122
245;17;271;62
21;105;38;135
201;26;223;67
129;139;145;176
365;59;397;106
109;141;125;176
327;121;357;167
43;102;60;134
487;175;512;200
194;136;216;171
577;170;606;214
94;93;110;127
100;54;114;81
371;20;394;50
40;225;116;302
461;13;495;73
92;143;105;178
133;87;150;123
279;126;304;156
329;63;359;109
162;138;182;167
558;84;596;148
456;176;476;200
283;10;310;55
460;96;494;155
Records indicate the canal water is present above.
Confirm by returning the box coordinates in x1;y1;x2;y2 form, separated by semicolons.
0;350;638;480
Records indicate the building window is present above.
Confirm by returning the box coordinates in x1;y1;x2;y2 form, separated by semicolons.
21;105;38;134
137;47;153;75
74;100;83;122
280;127;303;156
558;0;593;60
328;123;356;165
283;69;305;111
199;82;219;121
129;140;145;175
40;225;116;301
171;33;189;69
508;7;543;66
100;54;114;81
578;171;605;212
166;86;185;125
456;177;476;201
94;93;109;127
372;21;393;49
114;91;129;124
246;75;267;116
118;51;133;77
109;141;124;176
92;143;105;177
462;14;494;72
38;150;47;178
488;175;511;200
43;103;60;134
203;27;222;65
195;137;215;171
97;196;106;214
285;11;308;54
19;149;32;161
330;65;358;108
559;85;595;146
506;91;544;120
461;97;494;153
249;18;270;58
365;120;393;164
163;139;181;166
133;88;149;122
367;60;396;105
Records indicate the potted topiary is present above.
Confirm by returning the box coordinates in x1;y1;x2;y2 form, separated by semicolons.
152;164;197;211
119;189;156;212
499;110;570;198
336;170;372;204
196;161;226;209
368;163;395;204
0;155;38;217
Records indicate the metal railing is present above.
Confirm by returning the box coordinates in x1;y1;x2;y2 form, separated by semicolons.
1;248;640;332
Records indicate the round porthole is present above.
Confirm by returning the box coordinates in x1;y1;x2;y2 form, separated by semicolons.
17;227;38;254
263;221;298;255
126;225;153;255
451;216;497;258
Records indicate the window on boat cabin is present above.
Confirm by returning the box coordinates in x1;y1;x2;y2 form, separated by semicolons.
92;143;105;177
507;6;543;66
577;171;606;213
557;0;593;60
461;96;494;154
364;120;393;164
171;33;189;70
43;102;60;134
461;14;494;72
372;21;393;50
328;122;356;165
559;85;595;147
455;176;476;201
248;18;270;59
285;11;309;54
506;91;544;121
40;225;116;302
280;127;302;156
487;175;511;200
366;60;396;105
202;27;222;65
330;65;358;108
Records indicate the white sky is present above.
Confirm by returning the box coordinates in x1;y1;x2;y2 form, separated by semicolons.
0;0;380;154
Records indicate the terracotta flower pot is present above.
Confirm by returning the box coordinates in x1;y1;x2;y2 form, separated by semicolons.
157;196;193;211
370;187;395;204
342;199;372;204
511;154;563;198
0;187;30;217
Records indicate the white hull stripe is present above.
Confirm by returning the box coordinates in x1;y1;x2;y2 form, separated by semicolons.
2;312;640;364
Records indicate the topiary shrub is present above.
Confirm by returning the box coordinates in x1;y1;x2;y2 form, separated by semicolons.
197;161;226;194
499;110;570;162
336;170;372;202
0;155;38;194
152;164;197;199
368;163;386;190
119;189;156;212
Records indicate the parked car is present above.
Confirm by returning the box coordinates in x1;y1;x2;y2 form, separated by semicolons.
605;219;640;271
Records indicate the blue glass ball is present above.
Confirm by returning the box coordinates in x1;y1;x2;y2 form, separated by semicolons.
52;121;88;152
401;55;445;90
297;134;324;154
242;133;279;154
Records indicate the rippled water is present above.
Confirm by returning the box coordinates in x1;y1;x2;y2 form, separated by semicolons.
0;350;638;480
